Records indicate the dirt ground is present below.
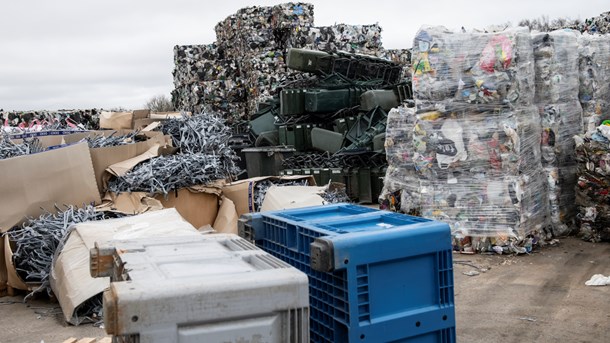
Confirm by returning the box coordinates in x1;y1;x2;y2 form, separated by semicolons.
0;237;608;343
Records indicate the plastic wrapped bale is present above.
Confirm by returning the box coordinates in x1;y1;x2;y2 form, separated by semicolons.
382;27;549;252
577;34;610;133
533;30;583;237
412;26;535;109
575;130;610;242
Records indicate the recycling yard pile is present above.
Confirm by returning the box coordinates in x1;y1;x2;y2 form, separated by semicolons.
171;2;410;123
2;3;610;341
380;23;610;252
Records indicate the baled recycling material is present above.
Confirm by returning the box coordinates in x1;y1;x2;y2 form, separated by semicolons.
533;30;583;237
172;2;409;121
578;34;610;133
382;26;550;252
575;128;610;242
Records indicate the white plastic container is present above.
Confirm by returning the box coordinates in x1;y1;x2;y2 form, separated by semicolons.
91;234;309;343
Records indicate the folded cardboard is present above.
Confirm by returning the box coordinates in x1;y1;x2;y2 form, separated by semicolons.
4;235;31;291
222;175;316;217
97;192;164;215
63;130;169;195
50;209;200;324
260;185;327;212
99;109;150;130
212;196;239;234
0;142;101;233
154;185;222;230
100;111;133;130
99;182;224;230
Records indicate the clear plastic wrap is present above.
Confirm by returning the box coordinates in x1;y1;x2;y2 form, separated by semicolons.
533;30;583;236
382;27;549;251
412;26;535;108
577;34;610;133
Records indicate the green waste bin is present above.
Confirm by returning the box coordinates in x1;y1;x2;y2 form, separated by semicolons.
330;168;344;184
345;168;359;201
358;167;373;204
371;166;385;204
312;168;322;185
243;147;296;177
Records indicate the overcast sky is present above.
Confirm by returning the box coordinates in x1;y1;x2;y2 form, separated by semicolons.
0;0;607;111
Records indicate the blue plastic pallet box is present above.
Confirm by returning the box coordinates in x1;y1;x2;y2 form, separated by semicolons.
238;204;456;343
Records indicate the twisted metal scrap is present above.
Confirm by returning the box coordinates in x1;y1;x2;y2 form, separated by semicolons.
84;130;142;148
321;188;350;204
0;132;44;159
160;113;235;155
7;205;107;295
108;153;240;195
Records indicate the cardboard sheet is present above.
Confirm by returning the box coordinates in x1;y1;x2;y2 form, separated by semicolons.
260;185;327;212
3;235;31;291
62;130;169;195
99;183;223;230
100;111;133;130
97;192;163;214
0;142;101;233
50;208;200;324
154;185;222;230
223;175;316;217
213;196;239;234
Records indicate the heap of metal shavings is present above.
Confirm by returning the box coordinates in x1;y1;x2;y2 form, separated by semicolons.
108;153;240;195
321;188;350;204
253;179;310;211
160;113;235;155
0;132;44;159
71;294;104;326
7;205;108;298
84;130;143;148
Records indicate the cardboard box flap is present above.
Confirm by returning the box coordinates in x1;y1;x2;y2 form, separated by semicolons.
0;142;101;233
223;175;316;217
100;111;133;130
49;209;199;324
154;189;220;230
4;235;31;291
105;143;160;177
260;185;326;212
213;197;239;235
97;192;163;215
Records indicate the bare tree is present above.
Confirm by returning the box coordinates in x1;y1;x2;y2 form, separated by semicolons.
145;94;174;113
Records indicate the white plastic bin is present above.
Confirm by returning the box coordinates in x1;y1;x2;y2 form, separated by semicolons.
91;234;309;343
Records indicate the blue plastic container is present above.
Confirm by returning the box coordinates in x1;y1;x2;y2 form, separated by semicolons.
239;204;456;343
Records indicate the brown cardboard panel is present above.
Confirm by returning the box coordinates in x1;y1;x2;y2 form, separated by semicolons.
100;111;133;130
213;196;239;234
0;142;101;233
155;188;221;230
223;175;316;217
4;235;31;291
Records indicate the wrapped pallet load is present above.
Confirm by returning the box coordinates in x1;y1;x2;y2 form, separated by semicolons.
381;26;550;253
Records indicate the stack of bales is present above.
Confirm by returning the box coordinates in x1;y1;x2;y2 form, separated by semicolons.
382;26;549;252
